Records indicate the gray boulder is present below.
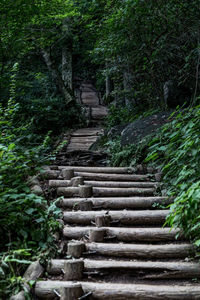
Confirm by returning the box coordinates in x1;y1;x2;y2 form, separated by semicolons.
121;112;171;147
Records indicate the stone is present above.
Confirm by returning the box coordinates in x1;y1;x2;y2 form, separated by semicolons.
121;112;171;147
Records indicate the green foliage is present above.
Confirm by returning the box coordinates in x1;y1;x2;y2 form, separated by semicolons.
106;104;159;129
106;136;150;167
145;105;200;251
0;64;61;298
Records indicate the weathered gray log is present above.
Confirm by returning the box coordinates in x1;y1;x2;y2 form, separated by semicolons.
61;197;171;210
57;165;157;174
63;210;169;225
63;226;182;242
85;243;193;259
35;281;200;300
93;187;155;197
58;166;135;174
95;215;111;227
62;169;74;180
79;185;93;198
89;228;106;242
77;200;93;211
64;260;84;280
60;284;83;300
70;176;84;187
49;180;71;188
11;261;44;300
74;172;152;182
57;187;80;197
48;259;200;279
67;242;85;258
40;170;60;179
85;180;159;188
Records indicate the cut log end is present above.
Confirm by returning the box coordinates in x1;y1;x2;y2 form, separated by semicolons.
79;185;93;198
89;228;106;242
67;242;86;258
64;260;84;281
60;284;83;300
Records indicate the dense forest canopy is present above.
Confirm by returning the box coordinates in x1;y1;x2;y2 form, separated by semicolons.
1;0;200;297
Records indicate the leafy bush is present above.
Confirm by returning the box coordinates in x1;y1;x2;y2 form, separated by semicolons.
105;104;159;129
106;136;150;167
145;106;200;251
0;64;61;298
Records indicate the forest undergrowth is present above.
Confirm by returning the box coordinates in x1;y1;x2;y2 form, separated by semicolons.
106;103;200;256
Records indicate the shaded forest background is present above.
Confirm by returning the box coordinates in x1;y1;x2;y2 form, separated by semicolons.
1;0;200;297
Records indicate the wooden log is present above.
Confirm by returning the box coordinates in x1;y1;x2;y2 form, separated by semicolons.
57;187;80;197
79;185;93;198
89;228;106;242
57;166;158;174
58;166;135;174
85;180;159;188
49;180;71;188
93;187;155;197
40;170;60;179
64;260;84;280
62;169;74;180
60;284;83;300
61;197;171;210
77;200;93;211
63;227;182;242
63;210;169;225
35;281;200;300
11;261;44;300
70;128;103;137
95;215;111;227
48;259;200;278
85;243;193;259
74;172;151;182
67;242;85;258
70;176;84;187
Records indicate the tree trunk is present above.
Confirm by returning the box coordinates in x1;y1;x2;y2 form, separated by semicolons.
41;49;73;105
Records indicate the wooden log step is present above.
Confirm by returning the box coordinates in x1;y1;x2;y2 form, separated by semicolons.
49;180;71;188
57;166;157;174
93;187;155;197
70;128;103;137
57;186;155;197
57;166;136;174
40;170;60;179
85;243;193;259
82;99;99;106
35;281;200;299
48;259;200;278
67;145;93;151
73;172;153;181
63;210;169;225
63;227;181;242
85;180;159;188
49;179;158;189
60;197;171;210
70;137;98;142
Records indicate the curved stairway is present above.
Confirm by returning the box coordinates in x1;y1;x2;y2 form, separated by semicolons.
34;165;200;299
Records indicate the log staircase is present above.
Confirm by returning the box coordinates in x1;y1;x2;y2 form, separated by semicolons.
34;83;200;299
